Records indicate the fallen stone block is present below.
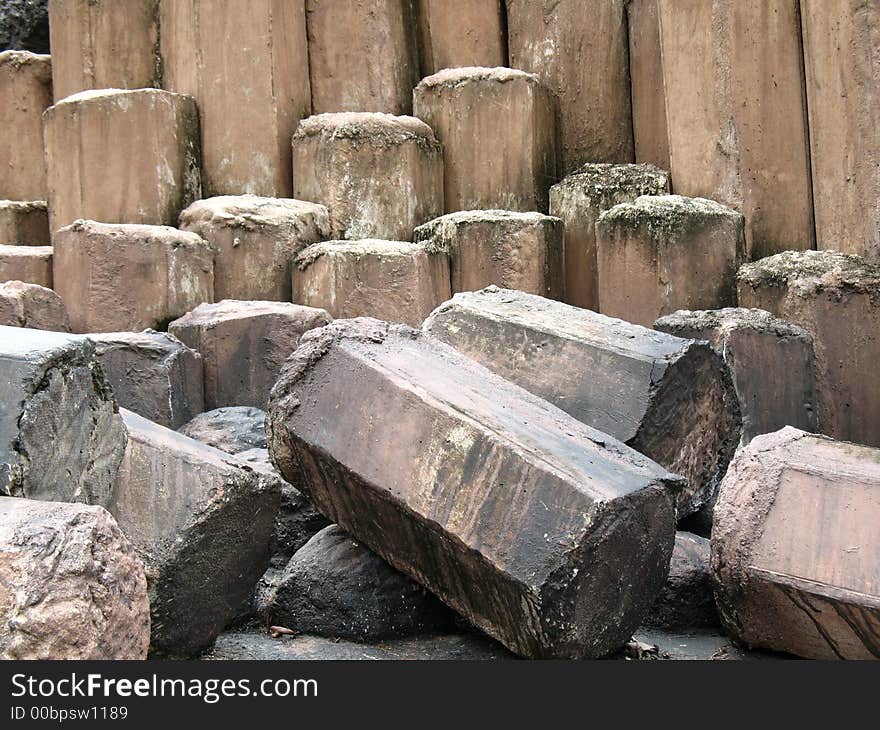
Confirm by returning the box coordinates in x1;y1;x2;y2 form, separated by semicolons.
423;287;740;515
0;244;52;288
267;318;681;658
0;497;150;659
291;112;443;241
169;300;332;410
0;280;69;331
52;220;213;334
0;326;126;507
90;330;204;430
178;407;267;455
178;195;330;301
712;427;880;660
0;200;49;245
549;163;670;311
416;0;505;75
0;0;49;54
596;195;745;327
293;240;451;327
109;409;280;657
413;67;556;213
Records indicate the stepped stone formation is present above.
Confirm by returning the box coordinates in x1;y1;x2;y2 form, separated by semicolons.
0;497;150;660
0;51;51;200
268;318;682;658
178;195;330;301
52;220;213;334
0;327;126;507
0;244;52;287
0;0;50;54
0;280;69;331
293;240;451;327
413;67;556;213
160;0;310;197
423;288;740;516
0;200;49;245
596;195;746;327
549;163;670;311
169;300;332;410
738;250;880;448
415;0;505;75
43;88;201;236
506;0;633;171
292;112;443;241
178;407;267;455
712;427;880;660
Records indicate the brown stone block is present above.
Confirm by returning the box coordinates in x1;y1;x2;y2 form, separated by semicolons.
52;220;213;334
549;163;670;311
414;210;563;299
0;200;49;245
160;0;310;197
0;280;69;331
596;195;745;327
506;0;633;172
0;244;51;287
267;318;681;658
0;51;51;200
712;427;880;659
293;240;451;327
169;300;332;410
415;0;505;76
43;88;201;236
413;67;555;213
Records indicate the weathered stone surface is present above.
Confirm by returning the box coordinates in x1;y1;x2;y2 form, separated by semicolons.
549;163;670;311
170;300;332;410
160;0;310;197
738;251;880;447
0;51;51;200
305;0;419;115
0;0;49;54
0;497;149;660
90;330;204;430
0;200;49;245
292;112;443;241
423;287;740;516
293;240;450;327
712;427;880;660
655;307;817;444
43;88;201;235
413;67;556;213
110;409;279;657
0;326;126;507
415;0;505;75
268;318;681;658
0;244;51;287
630;627;780;660
596;195;745;327
178;195;330;301
506;0;633;172
0;280;69;331
53;220;213;334
178;407;267;455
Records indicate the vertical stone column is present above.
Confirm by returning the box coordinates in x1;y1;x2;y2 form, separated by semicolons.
415;0;505;75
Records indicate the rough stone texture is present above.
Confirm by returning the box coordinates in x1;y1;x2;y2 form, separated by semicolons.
169;300;332;410
0;245;52;287
655;307;817;444
506;0;633;172
0;280;69;331
178;195;330;301
43;88;202;236
738;251;880;447
160;0;311;197
413;67;556;213
549;163;670;311
305;0;419;115
415;0;505;75
596;195;746;327
0;0;49;53
712;427;880;660
0;326;126;507
0;200;49;245
801;1;880;261
90;330;204;430
293;240;451;327
423;287;740;516
0;497;149;660
47;0;159;101
657;0;814;260
178;407;267;455
267;318;681;659
291;112;443;241
52;220;213;334
110;409;280;657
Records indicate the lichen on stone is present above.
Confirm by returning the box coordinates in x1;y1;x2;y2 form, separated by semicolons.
295;239;431;270
737;249;880;295
293;112;441;153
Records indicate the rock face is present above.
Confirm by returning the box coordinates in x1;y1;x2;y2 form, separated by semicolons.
267;318;681;659
0;497;150;660
423;287;740;516
413;67;556;213
0;280;69;331
0;200;49;245
712;427;880;660
0;244;52;287
0;0;49;54
0;326;126;507
178;407;267;455
415;0;505;75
